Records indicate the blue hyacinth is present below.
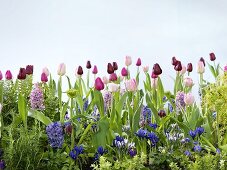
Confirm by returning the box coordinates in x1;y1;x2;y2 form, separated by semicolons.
141;106;152;123
149;123;158;130
128;148;137;157
135;129;148;138
46;122;64;148
69;145;84;160
113;136;127;148
0;160;5;169
94;146;107;161
147;132;159;145
193;145;202;152
195;127;204;136
189;130;197;139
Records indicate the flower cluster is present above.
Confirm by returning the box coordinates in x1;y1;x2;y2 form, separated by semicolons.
135;129;159;146
94;146;107;161
69;145;84;160
29;84;45;110
46;122;64;148
175;91;186;110
113;136;128;149
139;106;152;127
189;127;204;139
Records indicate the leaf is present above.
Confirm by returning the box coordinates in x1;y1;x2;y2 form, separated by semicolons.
219;144;227;152
208;63;216;78
92;90;104;117
78;122;94;145
132;102;143;133
200;136;216;152
146;93;160;123
66;76;72;89
18;94;28;129
28;109;52;125
0;82;3;103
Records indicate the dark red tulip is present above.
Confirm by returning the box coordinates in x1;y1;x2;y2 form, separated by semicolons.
65;123;72;134
172;57;178;66
136;58;141;66
187;63;193;72
25;65;33;75
152;63;162;75
77;66;83;75
109;73;118;81
95;77;104;91
200;57;205;66
209;53;216;61
17;68;26;80
113;62;118;71
174;61;182;71
41;72;48;82
107;63;114;74
158;110;166;118
151;72;158;78
92;65;98;74
86;60;91;69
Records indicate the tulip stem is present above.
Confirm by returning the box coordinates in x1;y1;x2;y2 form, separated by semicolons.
70;98;75;149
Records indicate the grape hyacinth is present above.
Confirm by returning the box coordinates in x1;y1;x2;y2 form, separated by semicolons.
147;132;159;146
46;122;64;148
94;146;107;161
149;123;158;130
128;147;137;157
113;136;127;149
69;145;84;160
189;130;197;139
193;145;202;152
195;127;204;136
175;91;186;110
29;83;45;111
184;150;191;157
135;129;148;138
140;106;152;126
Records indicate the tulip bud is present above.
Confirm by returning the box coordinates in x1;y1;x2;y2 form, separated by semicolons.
180;65;186;74
125;79;137;92
86;60;92;69
102;76;109;84
151;72;158;79
199;57;205;66
113;62;118;71
209;53;216;61
152;63;162;75
17;68;27;80
121;67;128;77
184;93;195;105
143;66;149;72
108;83;120;92
136;58;141;66
41;72;48;83
151;78;158;89
174;61;182;71
197;61;205;74
95;77;104;91
5;70;12;80
64;122;72;135
184;77;193;87
92;65;98;74
107;63;114;74
42;67;50;77
187;63;193;72
158;110;166;118
109;73;118;81
77;66;83;75
25;65;33;75
224;65;227;72
0;71;2;80
125;56;132;66
172;57;178;66
57;63;66;76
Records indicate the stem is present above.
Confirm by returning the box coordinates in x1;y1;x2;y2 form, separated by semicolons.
87;70;90;88
216;111;220;147
70;98;75;149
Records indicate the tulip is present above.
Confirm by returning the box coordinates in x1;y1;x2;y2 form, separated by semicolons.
92;65;98;74
0;71;2;80
184;77;193;87
152;63;162;75
125;56;132;66
184;93;195;105
174;61;182;71
77;66;83;75
95;77;104;91
151;72;158;79
136;58;141;66
5;70;12;80
25;65;33;75
125;79;137;92
109;73;118;81
224;65;227;72
41;72;48;82
180;65;186;74
57;63;66;76
113;62;118;71
121;67;128;77
200;57;205;66
17;68;26;80
143;66;149;72
108;83;119;92
197;61;205;74
158;110;166;118
172;57;178;66
86;60;92;69
187;63;193;72
107;63;114;74
151;78;158;88
42;67;50;76
209;53;216;61
102;76;109;84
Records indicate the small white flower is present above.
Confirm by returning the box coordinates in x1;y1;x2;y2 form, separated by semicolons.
108;83;120;92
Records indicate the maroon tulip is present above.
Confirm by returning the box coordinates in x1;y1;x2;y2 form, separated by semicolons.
25;65;33;75
152;63;162;75
107;63;114;74
210;53;216;61
187;63;193;72
172;57;178;66
65;123;72;134
109;73;118;81
151;72;158;78
158;110;166;118
121;67;128;77
92;65;98;74
200;57;205;66
113;62;118;71
174;61;182;71
0;71;2;80
41;72;48;82
17;68;27;80
77;66;83;75
136;58;141;66
95;77;104;91
5;70;12;80
86;60;92;69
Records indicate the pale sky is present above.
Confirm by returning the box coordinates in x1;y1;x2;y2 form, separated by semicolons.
0;0;227;95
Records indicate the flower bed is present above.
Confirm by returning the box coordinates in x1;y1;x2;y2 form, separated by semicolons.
0;54;226;170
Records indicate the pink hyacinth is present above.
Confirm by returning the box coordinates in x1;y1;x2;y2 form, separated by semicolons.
125;79;137;92
30;84;45;110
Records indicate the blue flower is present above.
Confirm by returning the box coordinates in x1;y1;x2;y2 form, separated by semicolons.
97;146;105;155
69;145;84;160
128;148;137;157
46;122;64;148
196;127;204;136
141;106;152;124
168;103;173;113
184;150;191;156
216;148;221;154
0;160;5;169
189;130;197;139
135;129;147;138
147;132;159;145
113;136;126;148
181;137;190;144
149;123;158;130
193;145;202;152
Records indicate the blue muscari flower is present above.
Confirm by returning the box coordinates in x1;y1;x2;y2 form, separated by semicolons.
196;127;204;136
46;122;64;148
0;160;5;169
216;148;221;154
184;150;191;156
69;145;84;160
162;96;167;102
83;99;89;111
97;146;105;155
135;129;147;138
147;132;159;145
168;103;173;113
189;130;197;139
193;145;202;152
149;123;158;130
113;136;126;148
128;148;137;157
141;106;152;123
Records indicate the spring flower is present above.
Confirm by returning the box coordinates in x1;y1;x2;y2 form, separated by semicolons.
224;65;227;72
176;91;186;109
158;110;166;118
136;58;141;66
102;90;112;111
0;71;2;80
128;148;137;157
17;68;26;80
184;93;195;105
107;63;114;74
194;145;202;152
77;66;83;76
147;132;159;146
42;67;49;76
69;145;84;160
41;72;48;83
113;136;126;148
174;61;182;71
136;129;147;138
95;77;104;91
187;63;193;72
125;56;132;66
184;77;193;87
151;78;158;89
184;150;191;156
113;62;118;71
92;65;98;74
0;160;5;170
102;76;109;84
57;63;66;76
209;52;216;61
46;122;64;148
189;130;197;139
125;79;137;92
196;127;204;136
109;73;118;81
216;148;221;154
121;67;128;77
172;57;178;66
200;57;205;66
149;123;158;130
64;122;72;135
181;138;190;144
30;84;45;110
143;66;149;72
197;61;205;74
140;106;152;126
152;63;162;75
180;65;186;74
86;60;92;69
151;72;158;78
97;146;106;155
168;103;173;112
107;83;119;92
25;65;33;75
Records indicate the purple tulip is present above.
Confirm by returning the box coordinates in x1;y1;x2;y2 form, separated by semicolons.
77;66;83;76
187;63;193;72
121;67;128;77
17;68;27;80
86;60;92;69
109;73;118;81
107;63;114;74
113;62;118;71
172;57;178;66
95;77;104;91
136;58;141;66
5;70;13;80
174;61;182;71
92;65;98;74
41;72;48;83
0;71;2;80
152;63;162;75
151;72;158;79
25;65;33;75
209;52;216;61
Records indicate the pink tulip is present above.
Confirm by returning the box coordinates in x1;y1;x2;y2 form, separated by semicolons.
41;72;48;83
125;56;132;66
5;70;12;80
109;73;118;81
102;76;109;84
125;79;137;92
92;65;98;74
180;65;186;74
136;58;141;66
197;61;205;74
121;67;128;77
42;67;50;77
143;66;149;73
95;77;104;91
57;63;66;76
184;93;195;105
0;71;2;80
224;65;227;72
151;78;158;89
184;77;193;87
